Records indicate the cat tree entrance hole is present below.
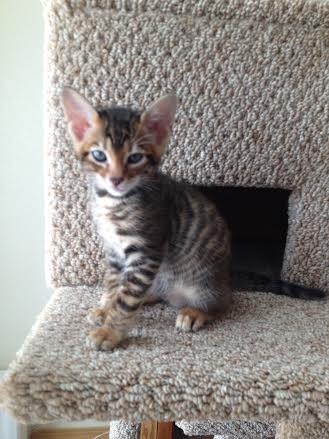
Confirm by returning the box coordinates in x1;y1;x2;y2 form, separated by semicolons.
200;186;291;288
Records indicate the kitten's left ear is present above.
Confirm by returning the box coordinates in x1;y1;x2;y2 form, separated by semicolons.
141;95;178;158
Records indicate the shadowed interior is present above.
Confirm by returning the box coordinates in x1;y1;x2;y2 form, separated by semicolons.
200;187;290;290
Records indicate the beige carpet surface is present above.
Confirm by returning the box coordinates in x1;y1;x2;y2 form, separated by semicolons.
109;420;276;439
109;421;140;439
177;420;275;438
1;288;328;424
2;2;328;434
43;0;329;292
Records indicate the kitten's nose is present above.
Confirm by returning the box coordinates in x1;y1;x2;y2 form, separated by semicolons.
110;176;124;187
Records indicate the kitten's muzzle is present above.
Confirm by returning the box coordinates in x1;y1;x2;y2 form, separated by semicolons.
110;176;124;187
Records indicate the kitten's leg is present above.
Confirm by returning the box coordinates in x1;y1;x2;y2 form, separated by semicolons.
174;282;232;333
87;266;120;326
175;308;214;332
87;253;161;351
175;292;232;333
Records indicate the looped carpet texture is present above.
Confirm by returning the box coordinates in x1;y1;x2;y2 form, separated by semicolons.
0;1;329;438
1;288;329;429
177;420;275;438
42;0;329;292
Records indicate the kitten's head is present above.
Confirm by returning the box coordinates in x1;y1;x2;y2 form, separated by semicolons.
62;88;177;197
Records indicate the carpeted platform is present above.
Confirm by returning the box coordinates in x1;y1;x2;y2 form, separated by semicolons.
1;288;328;425
177;420;275;438
1;1;329;437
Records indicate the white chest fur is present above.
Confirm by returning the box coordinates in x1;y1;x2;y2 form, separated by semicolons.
93;197;144;261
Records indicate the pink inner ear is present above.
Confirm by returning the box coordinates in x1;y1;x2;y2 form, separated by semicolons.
71;118;91;142
62;89;96;142
145;118;168;144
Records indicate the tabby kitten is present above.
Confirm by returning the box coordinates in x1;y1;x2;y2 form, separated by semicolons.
62;88;232;350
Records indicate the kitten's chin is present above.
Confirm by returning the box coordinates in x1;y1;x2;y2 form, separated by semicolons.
107;186;131;198
95;176;139;198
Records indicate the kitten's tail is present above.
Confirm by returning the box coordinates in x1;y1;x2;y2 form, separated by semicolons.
269;279;326;300
233;271;326;300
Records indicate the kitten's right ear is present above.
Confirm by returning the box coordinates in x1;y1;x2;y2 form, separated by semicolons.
61;88;102;147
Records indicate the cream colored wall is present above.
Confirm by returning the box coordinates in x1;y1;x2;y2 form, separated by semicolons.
0;1;50;369
0;3;109;429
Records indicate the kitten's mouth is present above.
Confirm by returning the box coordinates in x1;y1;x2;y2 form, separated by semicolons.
96;175;139;198
108;181;134;197
113;184;125;192
109;185;126;196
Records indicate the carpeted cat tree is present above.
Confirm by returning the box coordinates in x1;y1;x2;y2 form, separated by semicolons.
1;1;329;438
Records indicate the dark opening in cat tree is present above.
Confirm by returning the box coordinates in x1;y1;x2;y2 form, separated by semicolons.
200;187;291;291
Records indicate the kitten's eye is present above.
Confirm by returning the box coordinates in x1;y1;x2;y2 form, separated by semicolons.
91;149;107;163
127;153;144;165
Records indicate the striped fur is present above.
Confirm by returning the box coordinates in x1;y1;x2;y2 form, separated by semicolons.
89;173;232;349
62;89;232;350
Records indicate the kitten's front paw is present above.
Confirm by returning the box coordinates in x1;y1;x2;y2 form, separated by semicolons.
87;327;124;351
87;308;106;326
176;308;208;332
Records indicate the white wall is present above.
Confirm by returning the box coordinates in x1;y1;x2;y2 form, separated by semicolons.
0;371;29;439
0;1;50;369
0;4;108;430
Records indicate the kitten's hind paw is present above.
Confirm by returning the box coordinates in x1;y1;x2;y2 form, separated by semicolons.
87;327;124;351
87;308;106;326
176;308;209;332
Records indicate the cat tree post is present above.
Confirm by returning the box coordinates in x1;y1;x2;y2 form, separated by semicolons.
275;421;329;439
282;175;329;290
0;2;329;439
109;421;173;439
